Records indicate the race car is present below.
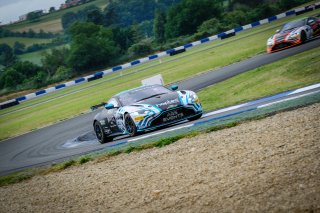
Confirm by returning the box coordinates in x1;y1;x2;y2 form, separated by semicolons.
267;16;320;53
93;84;202;143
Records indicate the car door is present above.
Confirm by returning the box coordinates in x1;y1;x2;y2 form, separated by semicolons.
106;98;122;133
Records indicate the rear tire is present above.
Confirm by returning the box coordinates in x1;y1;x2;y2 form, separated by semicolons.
188;113;202;121
124;113;137;137
94;122;113;144
300;31;307;43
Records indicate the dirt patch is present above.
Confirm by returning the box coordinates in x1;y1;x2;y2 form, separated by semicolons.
0;103;319;212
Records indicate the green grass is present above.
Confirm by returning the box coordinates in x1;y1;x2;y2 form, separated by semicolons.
0;37;52;47
198;46;320;111
18;50;46;65
0;9;319;141
4;0;108;33
18;44;69;65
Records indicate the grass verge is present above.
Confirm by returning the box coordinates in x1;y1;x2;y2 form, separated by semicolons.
198;46;320;112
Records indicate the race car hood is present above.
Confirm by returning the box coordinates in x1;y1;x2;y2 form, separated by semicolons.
273;27;301;42
134;92;181;111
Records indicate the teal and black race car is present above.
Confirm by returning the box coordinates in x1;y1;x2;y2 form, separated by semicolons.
93;84;202;143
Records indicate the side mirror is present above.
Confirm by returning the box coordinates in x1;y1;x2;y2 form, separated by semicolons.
104;103;114;109
276;29;280;33
170;85;178;91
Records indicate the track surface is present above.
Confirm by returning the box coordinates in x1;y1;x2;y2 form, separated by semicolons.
0;39;319;176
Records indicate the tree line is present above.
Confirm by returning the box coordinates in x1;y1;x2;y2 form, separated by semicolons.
0;28;58;39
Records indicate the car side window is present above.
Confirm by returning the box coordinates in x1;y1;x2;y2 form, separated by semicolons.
307;17;316;25
108;98;119;108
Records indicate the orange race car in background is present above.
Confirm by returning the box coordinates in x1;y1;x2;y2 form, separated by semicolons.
267;16;320;53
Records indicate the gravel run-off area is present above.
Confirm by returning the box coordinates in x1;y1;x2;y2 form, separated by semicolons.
0;103;319;212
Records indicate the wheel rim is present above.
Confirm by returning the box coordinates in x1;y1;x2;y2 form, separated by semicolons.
95;124;102;140
125;116;135;134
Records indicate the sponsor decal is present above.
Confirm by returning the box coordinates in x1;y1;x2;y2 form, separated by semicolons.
156;99;180;107
163;110;184;122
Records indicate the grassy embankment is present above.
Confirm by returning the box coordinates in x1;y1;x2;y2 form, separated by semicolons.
4;0;108;33
0;9;320;141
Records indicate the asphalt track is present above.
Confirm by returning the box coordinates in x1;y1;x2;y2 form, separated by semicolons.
0;39;319;176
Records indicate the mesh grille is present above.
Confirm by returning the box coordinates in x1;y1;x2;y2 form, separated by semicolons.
150;107;196;126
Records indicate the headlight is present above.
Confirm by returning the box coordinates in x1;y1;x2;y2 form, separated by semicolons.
267;37;274;47
188;93;200;104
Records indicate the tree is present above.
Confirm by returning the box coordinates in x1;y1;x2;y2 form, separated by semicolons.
3;67;24;88
153;10;166;43
138;20;154;38
33;71;48;88
165;0;223;39
51;66;73;82
0;61;42;89
68;22;120;72
0;44;16;67
128;39;153;57
62;5;103;31
112;27;136;52
102;0;182;27
13;42;26;55
27;11;42;22
10;61;40;77
196;18;223;37
41;47;70;77
27;29;36;38
61;12;78;30
222;9;249;28
231;0;261;8
103;0;117;26
86;8;104;25
49;7;56;13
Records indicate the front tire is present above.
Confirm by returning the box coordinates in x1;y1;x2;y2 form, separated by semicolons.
188;113;202;121
300;31;307;43
124;113;137;137
94;122;113;144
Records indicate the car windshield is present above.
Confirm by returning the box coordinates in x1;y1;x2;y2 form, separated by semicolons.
117;85;171;106
280;19;305;32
